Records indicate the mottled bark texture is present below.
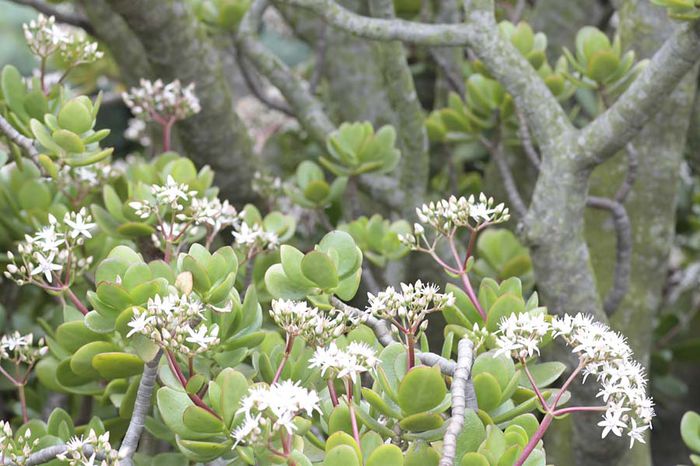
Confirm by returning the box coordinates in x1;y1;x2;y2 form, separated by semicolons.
368;0;429;217
585;3;697;466
104;0;257;203
78;0;152;87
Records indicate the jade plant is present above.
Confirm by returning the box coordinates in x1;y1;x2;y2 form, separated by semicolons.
0;7;671;466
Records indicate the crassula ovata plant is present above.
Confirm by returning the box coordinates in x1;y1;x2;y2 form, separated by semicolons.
1;2;689;466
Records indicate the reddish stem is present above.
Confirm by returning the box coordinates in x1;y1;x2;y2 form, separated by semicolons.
514;413;553;466
406;333;416;370
162;118;175;152
552;406;607;416
272;334;294;384
345;379;362;450
520;357;549;411
327;379;339;407
65;288;89;315
167;350;221;419
17;383;28;424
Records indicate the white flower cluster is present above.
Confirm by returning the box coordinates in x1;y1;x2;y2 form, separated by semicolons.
57;162;120;192
495;312;550;359
129;176;238;249
495;312;655;447
127;291;219;355
23;15;102;64
310;341;378;380
56;430;119;466
4;210;95;286
269;299;361;346
0;423;38;464
123;79;201;122
232;380;320;447
400;194;509;245
124;118;152;147
0;332;48;366
232;222;279;253
367;281;455;335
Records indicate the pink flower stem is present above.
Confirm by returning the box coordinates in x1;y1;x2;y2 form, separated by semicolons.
64;287;89;315
345;379;362;450
272;334;295;384
514;413;553;466
552;406;607;416
447;235;486;320
327;379;339;407
520;357;549;411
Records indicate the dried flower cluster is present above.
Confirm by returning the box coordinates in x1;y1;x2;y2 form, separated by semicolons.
310;341;378;380
127;291;220;355
495;312;655;447
269;299;361;346
400;194;510;247
56;430;119;466
123;79;201;123
4;210;95;286
232;380;320;446
0;332;47;366
367;280;454;335
23;14;102;64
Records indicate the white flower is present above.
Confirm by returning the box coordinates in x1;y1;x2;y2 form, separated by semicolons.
63;208;96;240
126;291;214;354
367;280;454;335
123;79;201;122
310;342;378;380
497;312;655;448
232;222;279;251
185;324;220;350
597;404;628;439
414;193;509;235
234;380;320;446
30;252;63;283
0;332;46;365
494;312;551;359
269;299;359;346
56;429;118;466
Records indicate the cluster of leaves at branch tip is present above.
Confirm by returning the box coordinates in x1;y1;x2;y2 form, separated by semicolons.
339;214;412;267
285;160;348;209
320;122;401;177
2;65;112;170
682;411;700;465
265;230;363;302
192;0;252;31
426;20;575;144
651;0;700;20
562;27;647;95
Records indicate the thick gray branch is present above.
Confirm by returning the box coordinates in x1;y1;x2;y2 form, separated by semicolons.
440;338;476;466
0;114;38;161
237;0;335;145
8;0;94;35
118;352;162;464
78;0;152;87
368;0;428;216
105;0;257;203
2;446;99;466
281;0;475;45
579;21;700;164
287;0;571;151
